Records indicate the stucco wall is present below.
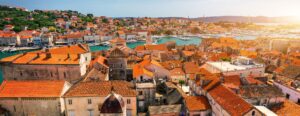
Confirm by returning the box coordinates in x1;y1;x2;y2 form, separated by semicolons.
0;98;62;116
274;82;300;103
64;96;136;116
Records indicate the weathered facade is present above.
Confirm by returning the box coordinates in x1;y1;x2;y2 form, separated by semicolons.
0;44;91;83
0;80;71;116
63;81;137;116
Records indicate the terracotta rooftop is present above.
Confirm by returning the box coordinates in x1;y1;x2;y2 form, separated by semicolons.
185;96;211;111
223;75;242;87
135;44;168;51
0;80;66;98
109;37;126;43
272;100;300;115
170;68;185;76
208;84;253;116
63;81;136;97
183;62;199;74
0;44;89;65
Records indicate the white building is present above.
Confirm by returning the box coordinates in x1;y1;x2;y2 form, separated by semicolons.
203;56;265;78
63;81;137;116
273;80;300;104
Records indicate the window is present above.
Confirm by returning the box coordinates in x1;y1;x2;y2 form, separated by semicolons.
87;109;94;116
64;72;67;79
252;111;255;116
68;110;75;116
286;94;290;99
298;98;300;104
139;91;143;95
85;57;88;62
20;71;23;76
50;72;53;77
13;105;16;112
68;99;72;105
127;99;131;104
88;99;92;104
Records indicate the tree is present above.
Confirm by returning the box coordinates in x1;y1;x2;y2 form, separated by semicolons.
13;26;22;32
87;13;93;18
102;18;109;23
164;30;173;35
179;80;185;88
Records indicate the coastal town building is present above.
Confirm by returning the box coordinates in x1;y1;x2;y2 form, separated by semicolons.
0;44;91;83
107;47;128;80
207;84;263;116
63;81;137;116
203;56;265;78
0;80;71;116
184;96;211;116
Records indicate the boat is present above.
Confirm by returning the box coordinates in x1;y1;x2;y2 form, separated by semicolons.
179;37;191;41
101;41;111;46
8;47;17;52
126;39;137;43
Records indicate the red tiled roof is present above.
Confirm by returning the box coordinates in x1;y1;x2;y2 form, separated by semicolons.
170;68;185;76
223;75;241;87
0;44;89;65
0;80;66;98
184;62;199;74
185;96;211;111
63;81;136;97
208;84;253;116
272;100;300;116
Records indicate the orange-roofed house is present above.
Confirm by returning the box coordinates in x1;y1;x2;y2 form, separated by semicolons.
207;84;262;116
0;44;91;83
184;96;211;116
0;31;19;46
116;30;126;39
169;68;186;84
0;80;71;116
63;81;137;116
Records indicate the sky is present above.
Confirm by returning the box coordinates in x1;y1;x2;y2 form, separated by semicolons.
1;0;300;18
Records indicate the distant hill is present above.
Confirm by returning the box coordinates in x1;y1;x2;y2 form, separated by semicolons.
193;16;298;23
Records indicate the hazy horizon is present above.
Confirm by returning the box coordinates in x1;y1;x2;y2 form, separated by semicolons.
1;0;300;18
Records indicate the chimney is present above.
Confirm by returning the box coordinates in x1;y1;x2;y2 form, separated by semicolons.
36;53;40;58
46;52;51;58
67;53;71;59
45;48;51;58
77;54;81;59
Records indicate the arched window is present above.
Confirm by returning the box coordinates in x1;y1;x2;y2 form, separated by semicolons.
252;111;255;116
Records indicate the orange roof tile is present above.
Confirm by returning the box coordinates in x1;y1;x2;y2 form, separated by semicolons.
12;53;37;64
272;100;300;116
133;60;154;78
146;44;168;51
109;38;126;43
185;96;211;111
1;44;89;65
208;85;253;116
170;68;185;76
182;50;194;57
63;81;136;97
184;62;199;74
223;75;241;87
0;80;66;98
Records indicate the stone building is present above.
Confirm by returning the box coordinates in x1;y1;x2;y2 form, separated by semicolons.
0;44;91;83
107;47;128;80
0;80;71;116
63;81;137;116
